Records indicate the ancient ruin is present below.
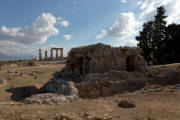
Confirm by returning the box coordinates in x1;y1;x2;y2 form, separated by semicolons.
38;48;63;61
53;43;147;81
40;43;147;98
23;43;180;104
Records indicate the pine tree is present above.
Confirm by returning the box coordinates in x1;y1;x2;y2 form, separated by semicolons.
136;21;154;65
166;24;180;63
153;6;167;64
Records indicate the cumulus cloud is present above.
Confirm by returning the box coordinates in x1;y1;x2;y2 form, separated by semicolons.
0;13;71;56
115;38;138;47
0;40;35;56
59;20;69;27
108;12;139;38
63;34;72;40
95;12;139;46
121;0;127;3
0;13;59;45
96;12;139;41
139;0;180;24
95;29;107;39
56;17;70;27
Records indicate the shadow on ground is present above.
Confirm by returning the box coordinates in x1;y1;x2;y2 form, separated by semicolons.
6;86;39;101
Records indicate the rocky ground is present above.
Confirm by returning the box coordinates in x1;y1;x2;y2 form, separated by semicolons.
0;63;180;120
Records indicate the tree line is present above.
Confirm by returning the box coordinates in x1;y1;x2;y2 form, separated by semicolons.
136;6;180;65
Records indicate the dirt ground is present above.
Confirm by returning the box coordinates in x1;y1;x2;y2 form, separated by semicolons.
0;63;180;120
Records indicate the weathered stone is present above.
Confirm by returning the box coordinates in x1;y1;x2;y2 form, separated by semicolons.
84;70;145;82
117;98;135;108
40;43;147;98
41;80;78;96
76;78;147;98
0;79;5;86
23;81;79;104
148;70;180;85
23;93;78;104
56;43;147;82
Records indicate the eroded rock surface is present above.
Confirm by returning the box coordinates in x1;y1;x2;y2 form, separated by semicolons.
41;43;147;99
23;44;180;103
55;43;147;83
24;81;78;104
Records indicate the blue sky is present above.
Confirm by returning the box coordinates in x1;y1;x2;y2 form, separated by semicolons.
0;0;179;57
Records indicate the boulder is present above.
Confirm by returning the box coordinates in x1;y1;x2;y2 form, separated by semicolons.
117;98;136;108
148;70;180;85
41;80;78;96
23;93;78;104
24;81;78;104
76;78;147;98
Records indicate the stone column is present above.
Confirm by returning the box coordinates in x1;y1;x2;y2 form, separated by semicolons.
56;49;58;60
60;48;63;58
51;49;53;60
39;49;42;61
45;50;48;60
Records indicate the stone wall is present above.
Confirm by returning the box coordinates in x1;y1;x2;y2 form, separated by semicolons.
56;43;147;82
39;43;147;99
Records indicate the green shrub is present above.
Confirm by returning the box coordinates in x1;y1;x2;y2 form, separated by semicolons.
27;60;36;66
147;70;159;78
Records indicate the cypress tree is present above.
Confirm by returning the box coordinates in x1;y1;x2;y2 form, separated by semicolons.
153;6;167;64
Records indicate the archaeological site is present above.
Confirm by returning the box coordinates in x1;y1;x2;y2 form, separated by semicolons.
22;43;180;104
1;1;180;119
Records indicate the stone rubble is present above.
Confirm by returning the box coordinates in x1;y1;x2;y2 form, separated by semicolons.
0;79;5;86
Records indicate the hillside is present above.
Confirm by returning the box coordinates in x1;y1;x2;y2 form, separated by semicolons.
0;53;13;61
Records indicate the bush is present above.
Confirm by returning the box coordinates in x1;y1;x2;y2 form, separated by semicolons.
27;60;36;66
147;70;159;78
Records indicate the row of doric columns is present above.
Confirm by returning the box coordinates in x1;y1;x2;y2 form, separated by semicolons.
39;48;63;61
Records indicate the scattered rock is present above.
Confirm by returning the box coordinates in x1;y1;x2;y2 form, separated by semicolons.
117;98;135;108
148;70;180;85
24;81;78;104
34;75;38;79
53;113;74;120
23;93;78;104
0;79;5;86
29;73;35;76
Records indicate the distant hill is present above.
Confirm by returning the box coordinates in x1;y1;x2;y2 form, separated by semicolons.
0;53;33;61
0;53;13;61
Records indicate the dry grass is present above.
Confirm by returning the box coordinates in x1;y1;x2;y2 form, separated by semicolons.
0;63;180;120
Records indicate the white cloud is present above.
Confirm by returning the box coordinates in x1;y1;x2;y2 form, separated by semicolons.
95;29;107;39
0;13;59;45
57;17;64;21
59;20;69;27
115;38;138;47
108;12;139;38
96;12;139;39
121;0;127;3
139;0;180;24
137;0;142;5
95;12;139;46
63;34;72;40
56;17;69;27
0;13;71;56
0;41;35;56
